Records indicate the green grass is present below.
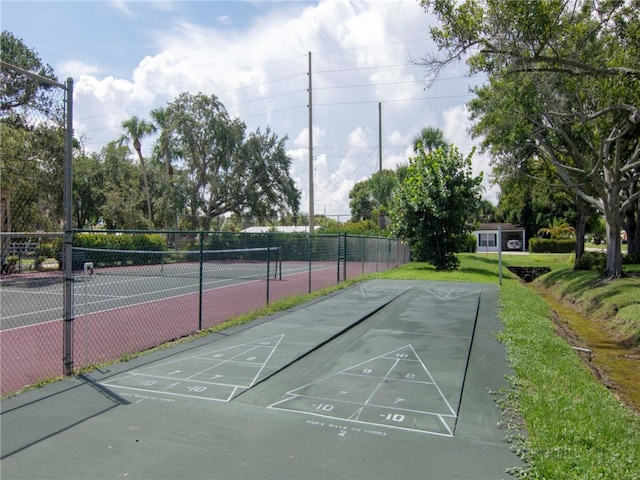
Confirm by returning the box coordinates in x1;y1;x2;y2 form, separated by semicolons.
537;265;640;342
497;276;640;479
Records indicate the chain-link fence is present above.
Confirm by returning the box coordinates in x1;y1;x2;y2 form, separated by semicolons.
1;230;409;396
1;61;73;396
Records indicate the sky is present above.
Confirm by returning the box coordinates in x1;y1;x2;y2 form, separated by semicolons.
2;0;497;220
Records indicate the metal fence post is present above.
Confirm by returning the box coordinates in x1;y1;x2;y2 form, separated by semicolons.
307;233;312;293
342;233;347;281
266;233;271;305
63;77;74;376
198;231;204;330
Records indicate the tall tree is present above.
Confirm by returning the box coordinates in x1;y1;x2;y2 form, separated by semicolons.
421;0;640;278
120;116;156;223
349;180;373;221
73;149;104;229
0;31;58;115
235;127;300;219
160;93;301;229
99;141;148;230
150;107;175;229
1;31;64;234
390;145;482;270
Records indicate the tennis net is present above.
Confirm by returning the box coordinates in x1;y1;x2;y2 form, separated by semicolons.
73;246;281;280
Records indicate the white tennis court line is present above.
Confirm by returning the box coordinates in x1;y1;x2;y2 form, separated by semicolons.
1;288;63;296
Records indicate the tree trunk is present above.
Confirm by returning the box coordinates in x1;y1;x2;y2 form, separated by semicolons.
604;204;623;278
573;196;588;268
134;146;152;224
626;198;639;258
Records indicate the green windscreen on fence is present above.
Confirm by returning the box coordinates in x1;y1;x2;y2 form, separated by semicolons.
73;246;281;280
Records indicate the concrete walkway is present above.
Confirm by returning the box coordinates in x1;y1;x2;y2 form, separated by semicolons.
1;279;522;479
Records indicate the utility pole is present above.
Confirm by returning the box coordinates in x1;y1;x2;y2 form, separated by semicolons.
378;102;383;229
308;52;314;235
378;102;382;174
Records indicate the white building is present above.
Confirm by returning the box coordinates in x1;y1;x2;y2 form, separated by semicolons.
472;223;526;253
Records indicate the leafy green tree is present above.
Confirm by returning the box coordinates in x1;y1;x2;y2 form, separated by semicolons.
421;0;640;277
1;31;65;233
99;142;148;229
349;180;373;221
235;127;300;219
161;92;299;230
348;168;402;225
73;149;104;229
472;199;497;225
150;106;175;229
0;31;58;114
390;145;482;270
120;116;156;223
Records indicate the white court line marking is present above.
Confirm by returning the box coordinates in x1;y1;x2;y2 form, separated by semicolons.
1;288;63;296
106;383;239;402
269;344;458;436
102;335;285;400
423;287;481;302
277;392;455;419
359;285;411;298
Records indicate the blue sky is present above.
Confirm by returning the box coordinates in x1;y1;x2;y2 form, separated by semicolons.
2;0;495;218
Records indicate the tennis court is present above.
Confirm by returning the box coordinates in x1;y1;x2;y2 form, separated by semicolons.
1;251;319;330
1;279;522;479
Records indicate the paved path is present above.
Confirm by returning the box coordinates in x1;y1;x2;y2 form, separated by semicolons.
1;280;522;479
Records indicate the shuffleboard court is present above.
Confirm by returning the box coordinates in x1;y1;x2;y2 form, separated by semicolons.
0;280;522;479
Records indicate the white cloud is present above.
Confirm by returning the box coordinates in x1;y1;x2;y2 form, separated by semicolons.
69;0;491;216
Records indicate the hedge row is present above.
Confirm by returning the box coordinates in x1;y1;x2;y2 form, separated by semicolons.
74;232;167;251
528;238;575;253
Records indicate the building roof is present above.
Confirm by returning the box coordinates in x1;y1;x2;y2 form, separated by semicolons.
241;226;322;233
474;223;525;231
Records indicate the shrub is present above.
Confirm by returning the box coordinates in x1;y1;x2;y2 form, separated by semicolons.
463;234;477;253
529;238;575;253
574;251;606;271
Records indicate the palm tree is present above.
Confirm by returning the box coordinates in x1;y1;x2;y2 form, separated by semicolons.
150;107;173;229
412;126;447;153
120;116;156;223
537;217;576;239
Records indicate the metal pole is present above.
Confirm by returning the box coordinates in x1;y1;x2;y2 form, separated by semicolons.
266;234;271;305
198;232;204;330
378;102;382;173
308;52;314;236
378;102;382;229
307;234;312;294
498;224;503;286
63;78;74;376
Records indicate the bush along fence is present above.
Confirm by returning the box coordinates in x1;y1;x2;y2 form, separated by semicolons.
0;230;410;396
